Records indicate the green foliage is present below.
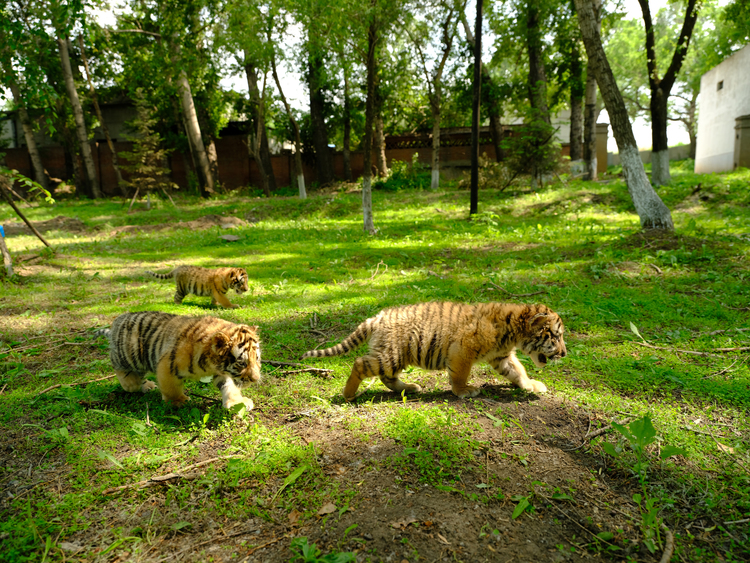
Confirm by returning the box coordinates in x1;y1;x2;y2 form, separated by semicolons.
290;537;356;563
117;89;179;201
373;155;430;191
499;112;561;184
0;161;54;204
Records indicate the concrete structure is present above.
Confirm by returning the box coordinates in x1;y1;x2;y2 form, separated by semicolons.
695;44;750;173
608;144;691;167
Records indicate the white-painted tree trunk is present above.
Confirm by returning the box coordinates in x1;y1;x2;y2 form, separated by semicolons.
58;36;101;198
362;175;375;233
650;150;671;186
619;146;673;229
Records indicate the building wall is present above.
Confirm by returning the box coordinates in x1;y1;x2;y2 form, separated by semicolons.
695;44;750;174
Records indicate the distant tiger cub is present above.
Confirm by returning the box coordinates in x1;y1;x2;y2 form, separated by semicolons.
146;266;249;308
302;302;566;401
98;311;261;410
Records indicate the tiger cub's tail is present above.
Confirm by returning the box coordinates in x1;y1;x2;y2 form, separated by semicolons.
146;270;175;280
92;327;111;339
302;317;375;359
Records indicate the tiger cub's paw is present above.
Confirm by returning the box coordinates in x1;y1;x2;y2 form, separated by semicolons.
224;396;254;411
141;380;157;393
403;383;423;394
526;379;548;394
452;384;481;399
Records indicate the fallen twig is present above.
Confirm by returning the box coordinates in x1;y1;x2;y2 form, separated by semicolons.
633;341;721;357
705;426;749;474
563;418;632;451
489;282;548;298
646;263;663;275
265;360;324;370
0;383;6;395
659;524;674;563
37;374;116;396
244;535;287;558
279;368;333;376
102;455;241;495
703;360;739;379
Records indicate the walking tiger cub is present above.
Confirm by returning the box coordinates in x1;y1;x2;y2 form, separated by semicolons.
146;266;249;308
302;302;566;401
97;311;261;410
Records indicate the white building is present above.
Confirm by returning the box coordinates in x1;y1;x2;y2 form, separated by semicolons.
695;44;750;173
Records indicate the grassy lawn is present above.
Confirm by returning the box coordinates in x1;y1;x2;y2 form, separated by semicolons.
0;162;748;562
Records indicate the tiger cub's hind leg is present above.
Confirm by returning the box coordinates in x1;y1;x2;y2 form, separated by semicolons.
116;370;157;393
155;358;189;406
173;290;185;304
343;355;421;402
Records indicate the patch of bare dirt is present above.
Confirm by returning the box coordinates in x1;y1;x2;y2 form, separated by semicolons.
3;215;87;236
109;214;247;236
29;393;664;563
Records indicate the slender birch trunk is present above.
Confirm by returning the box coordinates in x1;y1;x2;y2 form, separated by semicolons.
271;54;306;199
175;68;215;196
583;68;599;180
362;15;378;233
574;0;673;230
77;36;125;196
244;57;276;195
57;35;101;198
7;80;49;192
341;55;353;181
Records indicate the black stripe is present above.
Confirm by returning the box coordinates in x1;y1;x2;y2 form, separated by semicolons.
434;348;443;370
424;334;438;369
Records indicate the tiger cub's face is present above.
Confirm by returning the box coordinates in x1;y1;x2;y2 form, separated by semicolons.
523;311;567;368
212;325;261;386
231;268;249;295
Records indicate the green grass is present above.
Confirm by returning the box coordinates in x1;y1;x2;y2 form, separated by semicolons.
1;162;749;562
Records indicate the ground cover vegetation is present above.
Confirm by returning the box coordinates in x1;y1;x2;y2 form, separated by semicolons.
0;161;749;562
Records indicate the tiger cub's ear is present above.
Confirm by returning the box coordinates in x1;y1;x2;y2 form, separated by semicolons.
529;311;550;332
211;332;232;355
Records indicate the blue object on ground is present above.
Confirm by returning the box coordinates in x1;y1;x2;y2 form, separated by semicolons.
0;225;4;238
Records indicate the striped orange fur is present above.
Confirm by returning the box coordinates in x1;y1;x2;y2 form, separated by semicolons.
302;302;566;401
102;311;261;409
147;266;249;308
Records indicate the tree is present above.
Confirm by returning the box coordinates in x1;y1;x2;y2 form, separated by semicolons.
118;89;179;211
574;0;673;230
406;0;461;190
637;0;699;186
470;0;483;215
0;21;50;193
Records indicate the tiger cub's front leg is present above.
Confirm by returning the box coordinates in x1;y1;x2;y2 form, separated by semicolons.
491;353;548;393
211;289;238;309
213;376;254;410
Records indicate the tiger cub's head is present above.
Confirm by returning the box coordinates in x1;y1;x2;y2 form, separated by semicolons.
211;324;262;385
521;306;567;368
230;268;249;295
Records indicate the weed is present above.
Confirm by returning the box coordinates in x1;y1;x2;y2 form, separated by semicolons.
289;537;356;563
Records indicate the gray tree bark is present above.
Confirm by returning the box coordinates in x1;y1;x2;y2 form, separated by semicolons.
574;0;673;230
77;36;125;196
8;80;49;192
271;53;306;199
175;68;215;196
57;36;101;198
362;14;378;233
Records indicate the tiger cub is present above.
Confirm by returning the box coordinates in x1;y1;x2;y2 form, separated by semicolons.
97;311;261;410
146;266;249;308
302;302;566;401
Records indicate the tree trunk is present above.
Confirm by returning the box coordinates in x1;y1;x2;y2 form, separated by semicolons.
244;61;277;193
460;11;503;163
574;0;673;230
7;80;49;192
77;36;125;197
308;48;335;186
470;0;483;215
583;66;599;180
245;61;271;197
175;68;215;197
271;53;306;199
638;0;699;186
362;16;378;233
569;41;584;163
430;96;441;190
526;4;550;125
341;56;353;182
687;91;697;160
650;89;670;186
374;112;388;177
57;35;101;198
